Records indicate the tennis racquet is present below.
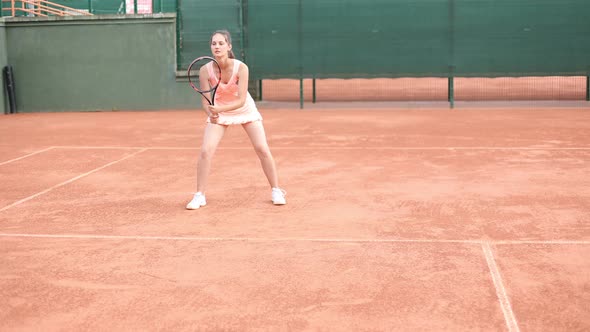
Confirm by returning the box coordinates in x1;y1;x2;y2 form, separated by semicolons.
187;56;221;106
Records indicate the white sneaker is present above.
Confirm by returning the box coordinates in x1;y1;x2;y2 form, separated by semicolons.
186;192;206;210
271;188;287;205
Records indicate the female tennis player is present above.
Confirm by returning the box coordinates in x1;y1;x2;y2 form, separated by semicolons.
186;30;286;209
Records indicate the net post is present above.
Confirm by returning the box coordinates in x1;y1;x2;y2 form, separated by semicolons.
297;0;303;109
259;80;263;101
239;0;246;60
299;78;304;109
175;0;181;71
448;76;454;108
586;76;589;101
122;0;126;14
448;0;455;109
133;0;137;13
312;77;316;103
88;0;92;14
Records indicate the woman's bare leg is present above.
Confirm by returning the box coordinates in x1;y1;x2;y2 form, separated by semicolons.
196;123;227;193
242;121;279;188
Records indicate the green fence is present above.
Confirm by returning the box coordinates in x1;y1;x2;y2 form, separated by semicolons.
246;0;590;79
176;0;242;71
49;0;240;71
454;0;590;77
244;0;590;106
16;0;590;79
247;0;452;79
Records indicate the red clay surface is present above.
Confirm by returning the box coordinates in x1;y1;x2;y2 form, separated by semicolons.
1;107;589;331
1;239;505;331
494;244;590;332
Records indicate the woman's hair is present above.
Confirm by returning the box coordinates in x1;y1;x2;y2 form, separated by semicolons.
210;30;235;59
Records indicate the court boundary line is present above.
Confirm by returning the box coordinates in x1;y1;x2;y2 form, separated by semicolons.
51;145;590;151
0;233;588;245
482;242;521;332
0;147;55;166
493;240;590;245
0;149;147;213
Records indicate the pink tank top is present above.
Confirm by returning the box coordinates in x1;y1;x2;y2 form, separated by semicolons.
207;59;257;115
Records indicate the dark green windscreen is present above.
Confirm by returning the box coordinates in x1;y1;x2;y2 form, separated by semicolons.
247;0;451;79
454;0;590;76
12;0;590;78
246;0;590;79
177;0;242;70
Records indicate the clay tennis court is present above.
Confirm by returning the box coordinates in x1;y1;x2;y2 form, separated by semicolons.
1;104;589;330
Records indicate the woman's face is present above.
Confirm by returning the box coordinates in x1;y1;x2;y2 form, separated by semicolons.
211;34;231;58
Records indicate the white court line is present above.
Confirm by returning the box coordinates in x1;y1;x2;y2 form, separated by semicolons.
494;240;590;245
51;145;590;151
0;233;588;246
482;242;521;332
0;149;147;213
0;233;482;244
0;147;55;166
54;146;145;150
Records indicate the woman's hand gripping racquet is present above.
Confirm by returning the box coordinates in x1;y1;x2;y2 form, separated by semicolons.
188;56;221;122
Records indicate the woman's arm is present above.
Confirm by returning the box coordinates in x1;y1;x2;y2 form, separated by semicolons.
198;66;217;119
208;63;249;114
